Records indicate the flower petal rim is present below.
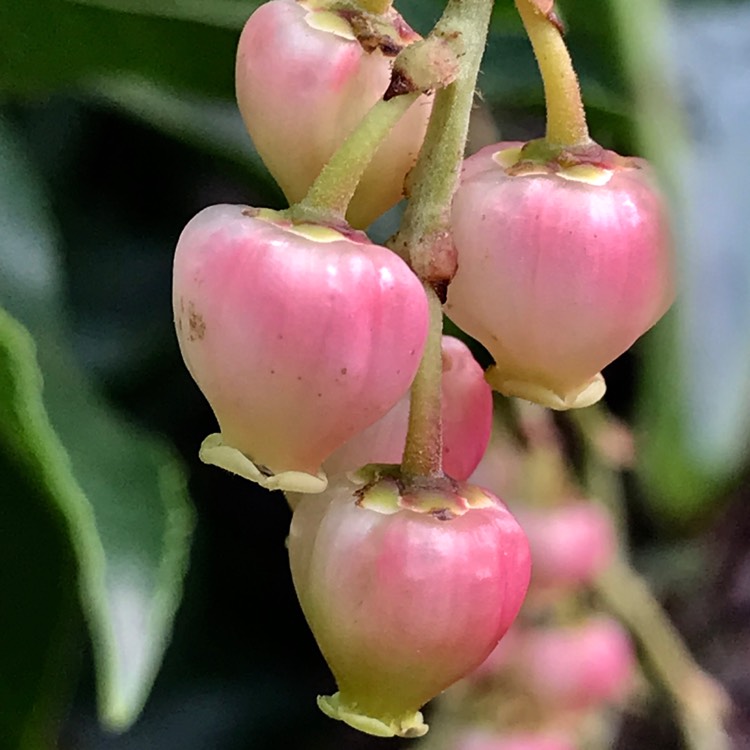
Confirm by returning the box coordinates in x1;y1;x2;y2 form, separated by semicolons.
199;433;328;493
317;692;428;739
485;369;606;411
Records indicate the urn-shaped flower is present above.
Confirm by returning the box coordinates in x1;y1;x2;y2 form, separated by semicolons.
523;617;635;710
520;501;615;589
173;205;428;492
288;480;531;737
446;142;674;409
235;0;432;228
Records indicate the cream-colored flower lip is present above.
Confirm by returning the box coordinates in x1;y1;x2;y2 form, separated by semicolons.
199;433;328;493
317;692;429;739
485;368;607;411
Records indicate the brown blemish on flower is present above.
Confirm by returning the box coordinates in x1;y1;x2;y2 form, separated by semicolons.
187;302;206;341
337;9;404;56
431;508;456;521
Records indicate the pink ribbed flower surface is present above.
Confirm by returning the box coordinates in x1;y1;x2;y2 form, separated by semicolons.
173;204;428;492
446;141;674;409
235;0;432;227
324;335;492;480
289;480;531;737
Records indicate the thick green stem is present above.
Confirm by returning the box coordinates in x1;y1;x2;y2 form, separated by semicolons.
289;93;418;224
401;286;444;478
515;0;590;147
392;0;493;479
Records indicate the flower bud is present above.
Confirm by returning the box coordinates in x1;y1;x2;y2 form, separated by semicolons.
235;0;432;228
521;501;616;589
324;335;492;480
446;142;674;409
288;478;531;737
522;617;635;710
173;205;428;492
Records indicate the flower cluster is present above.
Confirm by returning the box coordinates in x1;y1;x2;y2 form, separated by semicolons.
450;412;637;749
172;0;673;739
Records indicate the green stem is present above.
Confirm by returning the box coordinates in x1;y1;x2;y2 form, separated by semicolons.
515;0;590;147
289;93;418;224
574;406;730;750
391;0;492;258
596;559;730;750
401;286;444;478
392;0;493;478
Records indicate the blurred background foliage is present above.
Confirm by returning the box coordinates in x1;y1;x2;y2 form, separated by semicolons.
1;0;749;748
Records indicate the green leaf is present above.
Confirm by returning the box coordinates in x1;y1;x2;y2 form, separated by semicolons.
0;115;195;729
63;0;257;30
609;0;750;517
0;0;241;97
0;333;80;750
89;75;283;198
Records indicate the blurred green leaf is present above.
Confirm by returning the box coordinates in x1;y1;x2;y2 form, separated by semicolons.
0;319;80;750
89;75;282;197
63;0;256;29
610;0;750;517
0;116;194;729
0;0;240;97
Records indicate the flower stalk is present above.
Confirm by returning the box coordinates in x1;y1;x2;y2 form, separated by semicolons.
514;0;590;147
289;94;419;225
400;285;445;478
391;0;495;479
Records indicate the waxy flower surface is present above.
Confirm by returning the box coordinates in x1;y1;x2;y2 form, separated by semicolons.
446;142;674;409
289;479;531;737
173;204;428;492
236;0;432;227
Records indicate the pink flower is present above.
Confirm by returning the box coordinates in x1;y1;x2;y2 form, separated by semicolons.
452;729;576;750
523;617;635;710
235;0;432;228
289;479;531;736
173;205;428;492
520;501;616;589
446;142;674;409
324;335;492;480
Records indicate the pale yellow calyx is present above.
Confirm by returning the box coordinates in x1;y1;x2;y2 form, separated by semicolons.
303;7;356;40
492;147;524;168
317;693;428;738
492;147;614;185
253;207;348;243
286;223;347;243
557;163;614;185
199;433;328;493
485;368;606;411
